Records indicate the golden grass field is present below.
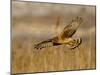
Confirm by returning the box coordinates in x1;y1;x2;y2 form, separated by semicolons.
12;37;96;74
12;1;96;74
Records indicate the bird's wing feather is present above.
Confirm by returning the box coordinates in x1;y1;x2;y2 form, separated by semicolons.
60;25;76;39
34;38;53;49
60;16;83;39
34;37;60;49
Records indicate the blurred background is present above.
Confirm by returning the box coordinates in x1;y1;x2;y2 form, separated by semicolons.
12;1;95;40
12;0;96;74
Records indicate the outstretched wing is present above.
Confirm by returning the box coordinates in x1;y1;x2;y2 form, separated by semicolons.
60;16;83;39
33;37;61;49
34;39;52;49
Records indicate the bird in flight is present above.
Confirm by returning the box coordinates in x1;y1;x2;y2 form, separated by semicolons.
34;16;83;50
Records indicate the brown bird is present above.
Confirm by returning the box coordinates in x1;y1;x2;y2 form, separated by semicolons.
34;16;83;50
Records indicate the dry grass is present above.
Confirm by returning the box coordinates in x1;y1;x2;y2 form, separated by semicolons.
12;36;96;74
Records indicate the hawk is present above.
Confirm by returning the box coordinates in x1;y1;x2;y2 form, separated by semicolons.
34;16;83;50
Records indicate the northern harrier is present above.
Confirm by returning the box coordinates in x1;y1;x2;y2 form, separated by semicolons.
34;16;83;50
